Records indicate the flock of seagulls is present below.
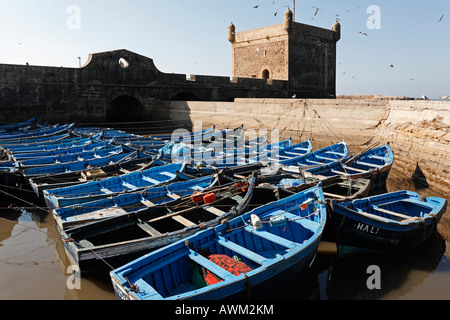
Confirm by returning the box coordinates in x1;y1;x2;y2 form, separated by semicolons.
250;3;448;100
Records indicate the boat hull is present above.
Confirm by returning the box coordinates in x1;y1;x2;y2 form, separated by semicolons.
61;174;257;273
331;191;447;256
110;233;321;300
109;184;326;300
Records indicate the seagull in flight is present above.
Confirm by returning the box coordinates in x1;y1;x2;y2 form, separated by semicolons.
439;14;444;22
358;32;368;36
253;5;259;8
389;64;394;68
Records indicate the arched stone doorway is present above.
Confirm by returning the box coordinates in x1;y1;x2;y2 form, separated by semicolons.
106;95;145;122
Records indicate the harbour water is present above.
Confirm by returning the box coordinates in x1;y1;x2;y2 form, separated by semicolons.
0;169;448;300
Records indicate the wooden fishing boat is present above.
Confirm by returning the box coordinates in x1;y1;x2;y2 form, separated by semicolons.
1;136;93;158
0;122;55;138
255;172;371;240
53;174;218;231
298;144;394;190
0;134;98;153
0;140;115;167
177;162;265;181
10;140;113;160
144;125;215;142
72;126;114;136
280;142;349;172
132;125;244;152
28;155;160;196
159;133;269;160
43;162;185;209
22;151;141;180
255;172;371;204
159;138;293;163
201;139;313;168
112;125;216;143
15;145;124;169
0;132;71;148
61;173;257;273
0;123;74;142
246;138;312;164
330;190;447;256
0;118;35;133
0;145;124;172
109;182;326;300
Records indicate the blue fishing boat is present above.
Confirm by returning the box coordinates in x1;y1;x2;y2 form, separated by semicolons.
15;145;123;169
0;134;97;152
54;174;219;230
1;137;93;156
280;142;349;172
0;122;54;138
0;123;74;142
28;155;160;196
73;126;114;136
145;126;216;142
255;172;371;204
330;190;447;256
10;140;114;161
43;162;185;209
109;183;326;300
111;126;216;143
61;173;257;272
159;138;294;163
0;118;35;133
241;138;313;164
201;139;313;168
0;132;71;148
22;151;140;179
131;126;243;151
98;130;142;140
298;144;394;190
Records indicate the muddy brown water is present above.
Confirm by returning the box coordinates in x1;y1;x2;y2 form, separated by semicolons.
0;169;448;300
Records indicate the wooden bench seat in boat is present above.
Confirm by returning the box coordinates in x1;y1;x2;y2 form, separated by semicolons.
244;226;297;249
217;237;268;265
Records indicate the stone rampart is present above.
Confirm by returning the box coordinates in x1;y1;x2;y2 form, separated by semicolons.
162;98;449;196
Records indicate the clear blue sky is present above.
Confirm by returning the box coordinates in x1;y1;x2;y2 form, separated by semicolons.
0;0;448;99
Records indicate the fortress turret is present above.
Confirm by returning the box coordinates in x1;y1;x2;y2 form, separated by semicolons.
332;20;341;41
228;22;236;43
284;9;293;32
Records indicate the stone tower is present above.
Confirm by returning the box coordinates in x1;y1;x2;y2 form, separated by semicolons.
229;9;341;97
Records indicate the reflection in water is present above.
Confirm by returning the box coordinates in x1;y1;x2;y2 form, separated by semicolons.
0;168;448;300
325;232;446;300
